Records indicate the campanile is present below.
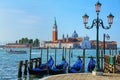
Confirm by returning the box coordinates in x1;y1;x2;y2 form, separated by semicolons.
52;18;58;42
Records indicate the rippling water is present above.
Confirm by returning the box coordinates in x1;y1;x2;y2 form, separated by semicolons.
0;48;119;80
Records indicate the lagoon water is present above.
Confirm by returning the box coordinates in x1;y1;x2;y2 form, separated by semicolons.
0;48;119;80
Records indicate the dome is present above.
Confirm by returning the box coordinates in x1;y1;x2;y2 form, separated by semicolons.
72;30;78;38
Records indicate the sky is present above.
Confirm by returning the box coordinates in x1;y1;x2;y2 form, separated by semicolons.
0;0;120;47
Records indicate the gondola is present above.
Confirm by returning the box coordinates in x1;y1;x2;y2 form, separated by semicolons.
28;67;48;75
87;57;96;72
49;58;68;75
28;56;54;75
49;67;66;75
68;62;83;73
68;56;83;73
7;49;27;54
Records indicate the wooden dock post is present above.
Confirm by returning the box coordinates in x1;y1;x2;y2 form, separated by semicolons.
55;48;57;66
47;47;49;63
65;48;66;60
82;49;85;72
112;49;114;56
109;49;111;55
40;48;42;63
35;58;38;68
116;48;117;55
30;45;32;61
101;49;104;71
38;58;41;67
68;47;71;68
30;59;33;69
113;56;116;73
24;60;28;75
18;61;23;78
62;47;64;59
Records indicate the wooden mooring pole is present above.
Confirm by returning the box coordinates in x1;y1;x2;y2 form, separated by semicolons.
47;47;49;63
100;49;104;71
18;61;23;78
30;59;33;69
40;48;42;63
38;58;41;67
62;47;64;59
113;56;116;73
18;57;42;78
82;49;85;72
109;49;111;55
24;60;28;75
65;48;66;60
35;58;38;68
30;45;32;61
68;47;71;68
55;48;57;66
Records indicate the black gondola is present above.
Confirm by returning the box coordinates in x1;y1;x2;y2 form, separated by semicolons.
49;58;68;75
87;56;96;72
28;56;54;75
28;67;48;75
68;56;83;73
49;68;66;75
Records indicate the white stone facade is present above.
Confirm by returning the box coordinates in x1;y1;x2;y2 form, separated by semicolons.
81;36;91;49
44;42;74;48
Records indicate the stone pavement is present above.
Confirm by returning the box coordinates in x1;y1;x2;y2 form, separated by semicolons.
40;73;120;80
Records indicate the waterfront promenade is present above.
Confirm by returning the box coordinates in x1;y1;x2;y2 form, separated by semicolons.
40;73;120;80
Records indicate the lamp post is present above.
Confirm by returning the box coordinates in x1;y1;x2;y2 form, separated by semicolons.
82;1;114;72
103;34;110;55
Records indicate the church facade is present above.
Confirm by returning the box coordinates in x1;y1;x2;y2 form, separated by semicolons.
81;36;91;49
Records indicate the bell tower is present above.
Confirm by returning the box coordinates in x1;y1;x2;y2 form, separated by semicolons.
52;17;58;42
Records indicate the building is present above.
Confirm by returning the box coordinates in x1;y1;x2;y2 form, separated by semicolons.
91;40;117;49
5;43;29;48
40;18;83;48
40;18;117;49
81;36;91;49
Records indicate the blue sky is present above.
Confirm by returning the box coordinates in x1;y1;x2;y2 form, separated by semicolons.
0;0;120;47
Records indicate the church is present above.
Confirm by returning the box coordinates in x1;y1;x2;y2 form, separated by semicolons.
40;18;91;48
39;18;117;49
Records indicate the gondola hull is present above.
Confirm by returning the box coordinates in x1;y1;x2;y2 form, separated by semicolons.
88;64;95;72
87;59;96;72
28;68;48;75
68;68;82;73
49;69;66;75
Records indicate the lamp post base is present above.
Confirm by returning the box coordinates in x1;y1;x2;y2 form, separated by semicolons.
92;71;103;76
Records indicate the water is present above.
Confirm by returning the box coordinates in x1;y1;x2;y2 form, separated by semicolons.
0;48;119;80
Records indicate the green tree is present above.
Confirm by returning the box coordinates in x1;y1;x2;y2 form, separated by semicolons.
29;39;33;44
24;38;29;44
33;38;39;47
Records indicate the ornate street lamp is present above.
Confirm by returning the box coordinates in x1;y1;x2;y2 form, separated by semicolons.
95;1;101;12
82;1;114;72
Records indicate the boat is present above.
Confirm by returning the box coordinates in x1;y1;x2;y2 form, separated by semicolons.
28;56;54;75
68;56;83;73
28;67;48;76
87;56;96;72
7;49;27;54
49;67;66;75
49;58;68;75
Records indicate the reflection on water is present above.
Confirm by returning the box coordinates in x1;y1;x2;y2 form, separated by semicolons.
0;48;119;80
